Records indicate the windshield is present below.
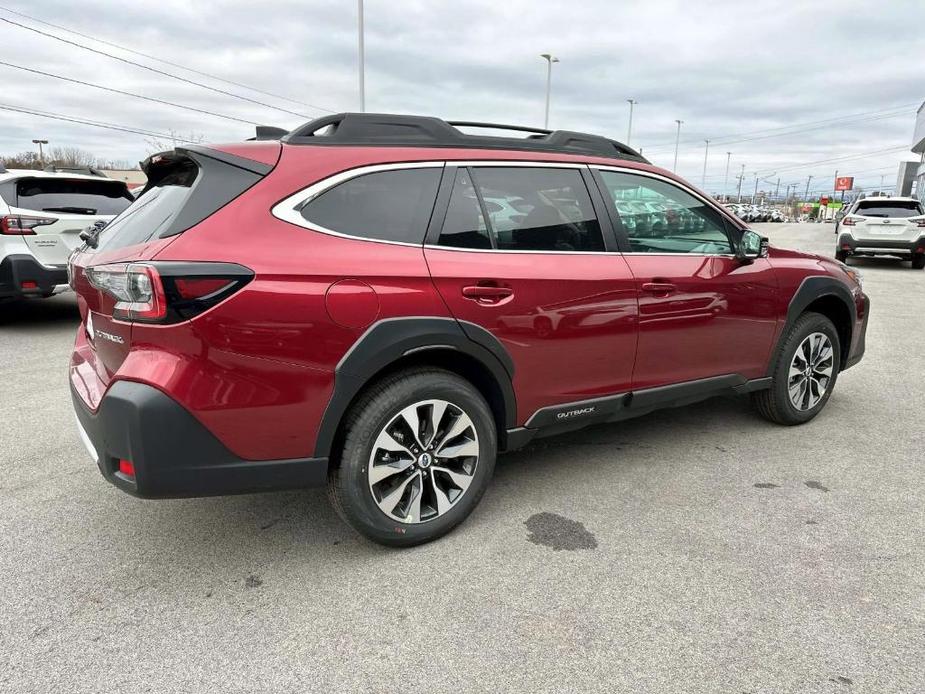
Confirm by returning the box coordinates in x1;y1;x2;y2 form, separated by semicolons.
12;177;133;215
855;201;923;218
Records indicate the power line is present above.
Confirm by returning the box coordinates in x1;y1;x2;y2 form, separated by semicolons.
643;103;920;151
0;17;315;120
760;146;910;174
0;4;336;114
0;60;258;127
0;101;197;141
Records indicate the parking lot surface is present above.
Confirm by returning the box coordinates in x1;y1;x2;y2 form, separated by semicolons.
2;222;922;693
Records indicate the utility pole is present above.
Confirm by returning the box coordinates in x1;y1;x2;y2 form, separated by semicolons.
672;119;683;172
804;175;813;201
736;163;745;203
701;139;710;190
357;0;365;111
32;139;48;168
775;177;780;200
626;99;636;146
540;53;559;129
752;172;759;204
723;152;731;202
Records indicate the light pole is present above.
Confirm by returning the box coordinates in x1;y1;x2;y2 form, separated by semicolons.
804;175;813;202
723;152;731;202
774;177;780;200
736;163;745;203
752;172;759;204
357;0;365;111
701;139;710;190
626;99;636;146
672;119;683;172
32;138;48;168
540;53;559;129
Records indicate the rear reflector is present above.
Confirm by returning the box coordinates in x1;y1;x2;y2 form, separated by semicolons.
118;459;135;477
21;280;38;289
840;244;852;250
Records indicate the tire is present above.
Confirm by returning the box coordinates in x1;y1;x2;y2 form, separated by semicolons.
328;368;497;547
912;254;925;270
834;250;848;263
752;312;841;426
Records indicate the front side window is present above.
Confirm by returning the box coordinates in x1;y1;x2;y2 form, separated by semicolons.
300;167;442;244
437;166;605;252
597;170;733;254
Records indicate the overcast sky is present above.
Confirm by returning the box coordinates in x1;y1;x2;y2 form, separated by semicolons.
0;0;922;197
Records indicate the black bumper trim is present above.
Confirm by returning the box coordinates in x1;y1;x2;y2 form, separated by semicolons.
71;380;328;499
844;295;870;371
0;253;67;298
838;233;925;255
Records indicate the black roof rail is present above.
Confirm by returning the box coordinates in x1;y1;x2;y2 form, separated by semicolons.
43;164;107;177
281;113;648;163
248;125;289;141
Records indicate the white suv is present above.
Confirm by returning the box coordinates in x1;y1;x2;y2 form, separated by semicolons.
0;166;134;301
836;196;925;269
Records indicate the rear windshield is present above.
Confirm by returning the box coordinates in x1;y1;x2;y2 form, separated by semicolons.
9;178;133;215
855;200;923;218
94;184;194;252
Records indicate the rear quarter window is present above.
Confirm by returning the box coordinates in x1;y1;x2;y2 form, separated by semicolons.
299;167;442;244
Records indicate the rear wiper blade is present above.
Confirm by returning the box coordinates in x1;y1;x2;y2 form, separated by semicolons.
79;220;107;249
43;206;97;215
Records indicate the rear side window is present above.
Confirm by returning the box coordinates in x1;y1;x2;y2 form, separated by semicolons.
855;200;923;218
437;166;605;252
10;178;132;215
300;167;442;244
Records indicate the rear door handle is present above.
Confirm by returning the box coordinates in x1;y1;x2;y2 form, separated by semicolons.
641;282;677;296
462;283;514;304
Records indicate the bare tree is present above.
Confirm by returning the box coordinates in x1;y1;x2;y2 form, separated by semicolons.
144;130;205;155
0;151;42;169
49;146;97;168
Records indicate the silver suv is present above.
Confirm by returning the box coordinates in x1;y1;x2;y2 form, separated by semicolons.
836;196;925;269
0;167;133;301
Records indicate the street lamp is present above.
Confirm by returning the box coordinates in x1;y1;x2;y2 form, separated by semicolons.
736;163;745;203
672;119;683;172
701;139;710;190
32;139;48;169
357;0;365;111
540;53;559;129
723;152;731;202
626;99;636;146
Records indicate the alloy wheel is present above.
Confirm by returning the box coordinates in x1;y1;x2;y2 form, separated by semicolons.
367;399;479;524
788;332;834;411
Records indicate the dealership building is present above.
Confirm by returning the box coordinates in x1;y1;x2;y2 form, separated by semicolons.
908;101;925;202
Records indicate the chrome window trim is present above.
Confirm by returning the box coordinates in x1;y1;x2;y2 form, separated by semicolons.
270;161;445;247
447;160;587;169
591;164;743;256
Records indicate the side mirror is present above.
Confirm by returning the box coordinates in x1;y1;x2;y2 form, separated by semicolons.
738;229;769;262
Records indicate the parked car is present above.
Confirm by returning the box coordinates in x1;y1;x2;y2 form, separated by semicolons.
836;197;925;268
68;114;869;546
0;166;133;301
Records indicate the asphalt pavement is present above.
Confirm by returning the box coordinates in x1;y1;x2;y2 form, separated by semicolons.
2;222;922;693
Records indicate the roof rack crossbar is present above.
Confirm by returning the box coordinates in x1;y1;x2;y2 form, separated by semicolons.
281;113;648;164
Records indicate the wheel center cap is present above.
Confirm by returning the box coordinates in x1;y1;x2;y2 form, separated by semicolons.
418;452;432;468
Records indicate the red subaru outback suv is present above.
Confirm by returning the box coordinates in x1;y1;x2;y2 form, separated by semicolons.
69;114;868;546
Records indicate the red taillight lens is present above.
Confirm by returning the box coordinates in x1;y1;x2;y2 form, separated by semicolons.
0;214;56;235
174;277;234;300
841;217;857;226
118;459;135;478
86;263;166;322
914;217;925;228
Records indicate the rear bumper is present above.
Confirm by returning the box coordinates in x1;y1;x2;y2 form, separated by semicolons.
0;253;67;298
71;379;328;499
838;233;925;256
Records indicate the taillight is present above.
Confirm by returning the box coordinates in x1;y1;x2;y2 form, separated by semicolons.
86;263;166;322
0;214;56;235
841;217;857;226
85;261;252;323
913;217;925;228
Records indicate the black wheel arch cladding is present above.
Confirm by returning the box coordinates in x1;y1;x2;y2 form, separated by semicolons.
769;275;856;375
313;317;516;459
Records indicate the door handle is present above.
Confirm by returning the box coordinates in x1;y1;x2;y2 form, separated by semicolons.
641;282;677;296
462;283;514;304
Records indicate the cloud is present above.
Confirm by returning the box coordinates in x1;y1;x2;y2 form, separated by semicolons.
0;0;921;195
